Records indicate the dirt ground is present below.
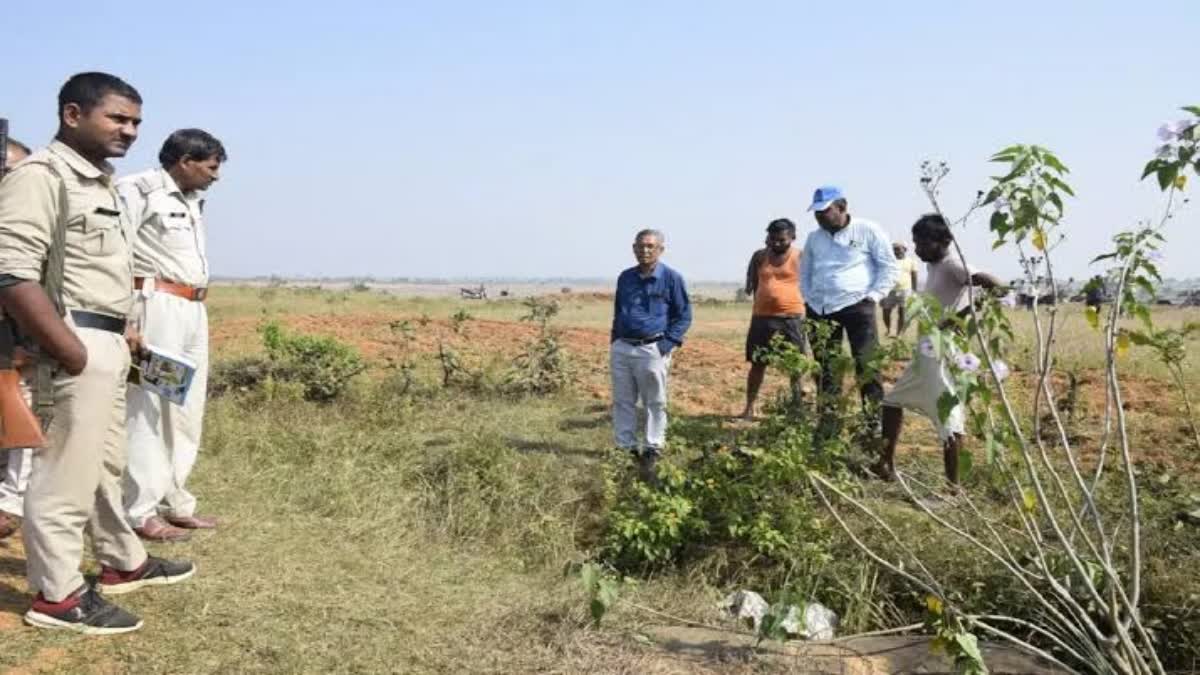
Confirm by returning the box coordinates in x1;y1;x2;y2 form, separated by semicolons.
2;304;1192;673
209;310;1200;475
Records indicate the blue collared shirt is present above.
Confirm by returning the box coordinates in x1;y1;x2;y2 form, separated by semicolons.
800;216;899;315
610;262;692;353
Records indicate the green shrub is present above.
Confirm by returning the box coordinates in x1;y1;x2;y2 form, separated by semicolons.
504;297;574;395
600;414;844;573
260;321;366;401
209;355;274;397
210;322;366;402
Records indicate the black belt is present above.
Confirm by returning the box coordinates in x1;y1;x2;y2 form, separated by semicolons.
621;334;664;346
70;310;127;334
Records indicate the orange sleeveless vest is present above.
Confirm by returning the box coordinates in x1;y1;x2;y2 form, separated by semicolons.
752;247;804;316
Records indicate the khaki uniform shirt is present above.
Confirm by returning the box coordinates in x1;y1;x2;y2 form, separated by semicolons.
0;140;134;319
117;168;209;287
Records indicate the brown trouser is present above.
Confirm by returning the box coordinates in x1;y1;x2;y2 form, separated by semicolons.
22;321;147;601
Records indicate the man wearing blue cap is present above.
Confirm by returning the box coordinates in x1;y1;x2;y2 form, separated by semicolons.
800;186;899;442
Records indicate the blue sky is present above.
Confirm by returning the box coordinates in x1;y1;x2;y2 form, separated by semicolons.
5;1;1197;282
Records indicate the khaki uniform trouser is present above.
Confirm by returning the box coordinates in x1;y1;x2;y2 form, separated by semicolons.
23;321;147;602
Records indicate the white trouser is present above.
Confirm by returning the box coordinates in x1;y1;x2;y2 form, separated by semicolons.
610;340;672;454
0;447;32;516
124;291;209;527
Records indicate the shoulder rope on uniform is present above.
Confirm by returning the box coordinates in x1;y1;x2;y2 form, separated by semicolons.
132;172;163;196
33;160;70;431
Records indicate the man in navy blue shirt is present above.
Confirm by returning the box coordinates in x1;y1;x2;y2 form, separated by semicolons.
610;229;692;482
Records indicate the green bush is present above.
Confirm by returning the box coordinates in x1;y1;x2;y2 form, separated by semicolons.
600;412;845;572
600;337;852;573
210;322;366;402
504;297;574;395
260;321;366;402
209;355;274;397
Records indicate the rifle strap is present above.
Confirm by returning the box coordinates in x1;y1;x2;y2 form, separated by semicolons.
33;165;70;431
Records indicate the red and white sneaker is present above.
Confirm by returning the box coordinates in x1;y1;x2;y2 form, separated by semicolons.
97;556;196;596
25;585;143;635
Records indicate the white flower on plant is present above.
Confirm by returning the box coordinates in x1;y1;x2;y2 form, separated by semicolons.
1156;144;1180;162
1158;123;1178;142
991;359;1011;382
918;337;938;358
993;196;1011;214
955;352;981;372
1172;118;1196;137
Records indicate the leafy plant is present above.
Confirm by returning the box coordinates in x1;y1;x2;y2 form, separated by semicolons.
504;297;574;395
437;310;483;389
1125;322;1200;450
600;402;842;573
809;108;1200;674
209;322;366;402
926;595;989;675
384;319;419;397
260;320;366;402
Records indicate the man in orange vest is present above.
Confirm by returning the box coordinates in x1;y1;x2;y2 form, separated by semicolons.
740;218;807;420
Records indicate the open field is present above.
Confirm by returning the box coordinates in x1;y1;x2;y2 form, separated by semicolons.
2;285;1200;673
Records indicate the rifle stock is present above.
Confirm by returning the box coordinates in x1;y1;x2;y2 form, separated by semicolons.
0;368;44;450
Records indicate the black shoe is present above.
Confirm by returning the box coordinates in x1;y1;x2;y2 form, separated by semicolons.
98;556;196;595
25;584;143;635
637;452;660;486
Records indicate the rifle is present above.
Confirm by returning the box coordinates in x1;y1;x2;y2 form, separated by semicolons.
0;118;48;449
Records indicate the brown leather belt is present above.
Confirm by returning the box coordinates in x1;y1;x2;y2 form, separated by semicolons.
134;277;207;302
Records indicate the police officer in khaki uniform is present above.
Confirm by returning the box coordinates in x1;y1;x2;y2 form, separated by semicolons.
0;136;33;541
0;72;195;635
119;129;225;542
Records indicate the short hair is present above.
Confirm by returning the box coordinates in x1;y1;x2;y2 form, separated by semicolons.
766;218;796;236
635;229;664;245
911;213;953;244
6;137;31;156
158;128;228;168
831;198;848;211
58;72;142;119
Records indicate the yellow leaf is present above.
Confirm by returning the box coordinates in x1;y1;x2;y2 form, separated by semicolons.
1022;488;1037;513
1031;229;1046;251
1085;306;1099;330
1176;174;1188;190
1117;333;1130;356
925;595;944;615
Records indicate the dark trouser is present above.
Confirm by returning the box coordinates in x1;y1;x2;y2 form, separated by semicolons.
806;299;883;441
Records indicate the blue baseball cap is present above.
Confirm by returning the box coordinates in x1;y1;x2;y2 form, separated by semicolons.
808;185;845;212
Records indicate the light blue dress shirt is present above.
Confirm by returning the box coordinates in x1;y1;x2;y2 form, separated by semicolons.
800;216;900;315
